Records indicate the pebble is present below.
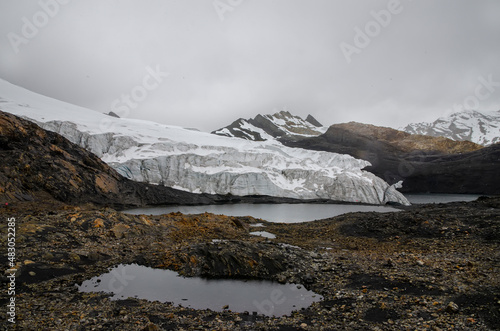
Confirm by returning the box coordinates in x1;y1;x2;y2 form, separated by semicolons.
446;302;459;313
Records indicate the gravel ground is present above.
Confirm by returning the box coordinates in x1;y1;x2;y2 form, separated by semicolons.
0;197;499;330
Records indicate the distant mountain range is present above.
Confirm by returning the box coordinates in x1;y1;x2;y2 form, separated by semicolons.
402;110;500;146
212;111;327;142
214;110;499;194
215;109;500;147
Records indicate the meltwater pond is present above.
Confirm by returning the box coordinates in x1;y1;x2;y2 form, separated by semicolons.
78;264;322;317
125;203;399;223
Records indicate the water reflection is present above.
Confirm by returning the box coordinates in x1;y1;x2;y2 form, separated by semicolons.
249;231;276;239
78;264;322;316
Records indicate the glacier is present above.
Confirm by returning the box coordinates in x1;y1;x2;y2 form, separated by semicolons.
0;78;410;205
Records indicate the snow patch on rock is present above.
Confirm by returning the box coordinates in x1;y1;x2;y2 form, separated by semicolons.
402;110;500;146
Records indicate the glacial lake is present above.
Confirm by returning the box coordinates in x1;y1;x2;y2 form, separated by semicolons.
124;194;482;223
78;264;322;317
125;203;400;223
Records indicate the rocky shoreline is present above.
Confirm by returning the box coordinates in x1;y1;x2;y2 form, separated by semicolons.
1;197;499;330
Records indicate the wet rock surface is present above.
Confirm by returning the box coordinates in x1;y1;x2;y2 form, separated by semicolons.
1;197;499;330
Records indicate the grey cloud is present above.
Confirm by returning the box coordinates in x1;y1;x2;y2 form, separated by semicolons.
0;0;498;131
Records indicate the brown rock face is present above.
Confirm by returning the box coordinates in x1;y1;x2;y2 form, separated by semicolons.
95;173;120;194
328;122;482;154
0;110;118;204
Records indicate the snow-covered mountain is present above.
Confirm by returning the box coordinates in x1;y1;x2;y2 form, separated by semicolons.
0;78;409;205
402;110;500;146
212;111;328;142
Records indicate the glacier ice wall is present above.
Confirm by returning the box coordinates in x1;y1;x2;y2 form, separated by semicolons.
36;120;410;205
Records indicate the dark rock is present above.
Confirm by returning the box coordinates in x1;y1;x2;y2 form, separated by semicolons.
212;118;267;141
305;114;323;127
446;301;459;313
364;307;400;322
302;273;315;284
384;258;395;268
16;262;83;285
106;111;120;118
169;241;311;280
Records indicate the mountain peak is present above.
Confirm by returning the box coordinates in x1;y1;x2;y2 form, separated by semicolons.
273;110;293;117
212;111;327;142
402;109;500;146
305;114;323;127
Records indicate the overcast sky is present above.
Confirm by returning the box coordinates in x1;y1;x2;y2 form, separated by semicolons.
1;0;499;132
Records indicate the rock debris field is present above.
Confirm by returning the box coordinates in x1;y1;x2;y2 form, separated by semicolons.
0;197;499;330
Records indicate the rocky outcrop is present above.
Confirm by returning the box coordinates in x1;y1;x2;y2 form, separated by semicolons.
286;122;500;194
305;114;323;127
329;122;481;154
169;241;294;279
211;118;269;141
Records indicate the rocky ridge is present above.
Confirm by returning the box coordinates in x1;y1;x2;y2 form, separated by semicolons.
331;122;482;154
286;122;500;194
